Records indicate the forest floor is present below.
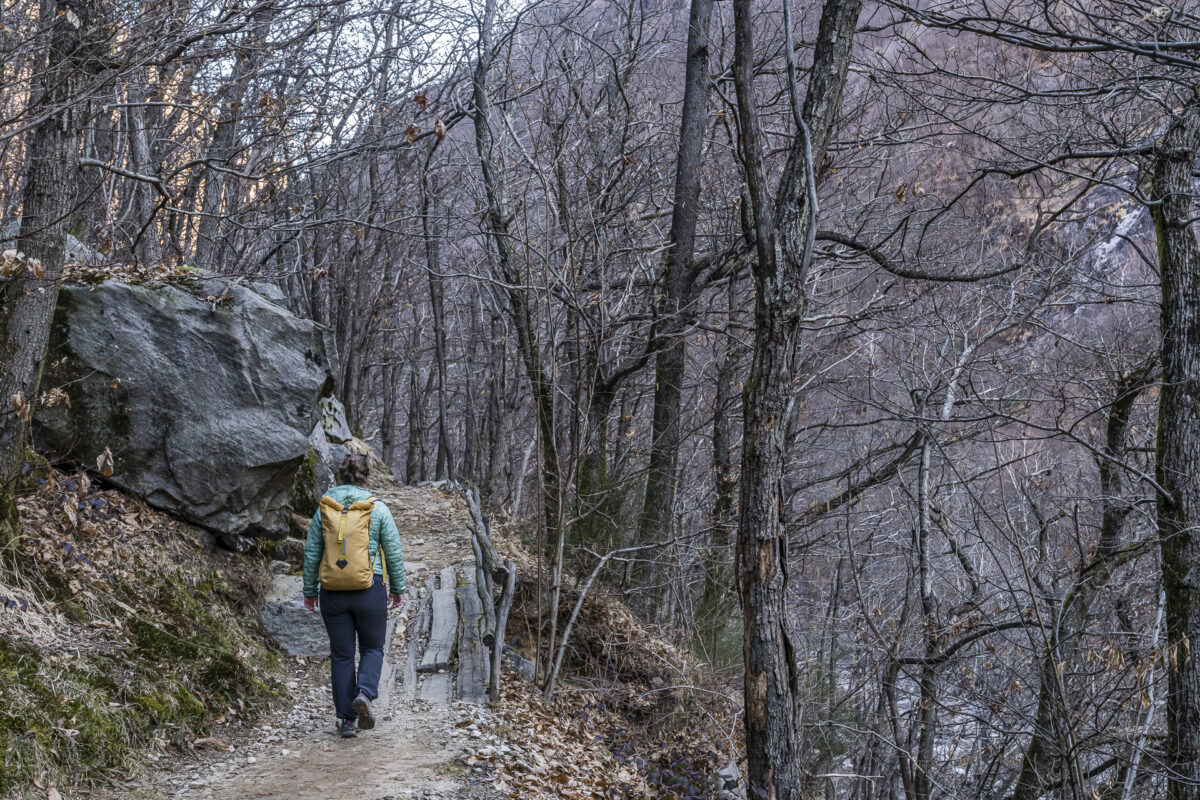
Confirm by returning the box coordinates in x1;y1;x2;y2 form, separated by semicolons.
6;467;731;799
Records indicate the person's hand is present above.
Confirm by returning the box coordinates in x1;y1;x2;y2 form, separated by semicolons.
304;595;319;612
388;592;405;610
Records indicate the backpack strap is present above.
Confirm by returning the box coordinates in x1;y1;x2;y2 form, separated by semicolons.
359;497;384;576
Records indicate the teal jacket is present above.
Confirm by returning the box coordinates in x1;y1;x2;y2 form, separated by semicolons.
302;485;405;597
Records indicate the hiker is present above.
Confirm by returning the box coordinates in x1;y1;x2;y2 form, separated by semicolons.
302;454;405;739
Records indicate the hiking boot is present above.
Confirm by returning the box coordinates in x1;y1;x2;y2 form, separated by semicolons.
352;692;375;730
338;717;357;738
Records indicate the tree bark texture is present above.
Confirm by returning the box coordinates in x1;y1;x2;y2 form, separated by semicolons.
636;0;715;550
1010;365;1153;800
422;180;455;482
1153;96;1200;800
0;0;107;493
471;0;562;542
731;0;860;795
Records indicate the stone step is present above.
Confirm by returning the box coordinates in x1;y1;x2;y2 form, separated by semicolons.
418;671;453;707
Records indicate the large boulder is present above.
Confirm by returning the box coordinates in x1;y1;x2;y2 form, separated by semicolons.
34;276;333;538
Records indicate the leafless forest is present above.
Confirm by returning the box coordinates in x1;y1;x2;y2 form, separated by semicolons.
1;0;1199;796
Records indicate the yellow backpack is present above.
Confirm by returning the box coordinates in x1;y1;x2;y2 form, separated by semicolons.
317;495;386;590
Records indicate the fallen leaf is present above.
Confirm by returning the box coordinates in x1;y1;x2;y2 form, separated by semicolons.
96;447;114;477
10;392;30;422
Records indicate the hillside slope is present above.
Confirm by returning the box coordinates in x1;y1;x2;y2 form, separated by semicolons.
1;467;285;798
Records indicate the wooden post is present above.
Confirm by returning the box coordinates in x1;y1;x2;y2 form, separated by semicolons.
467;488;518;702
491;560;517;702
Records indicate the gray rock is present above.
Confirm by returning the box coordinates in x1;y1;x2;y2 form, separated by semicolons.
502;647;536;683
2;221;100;266
34;277;332;538
319;395;353;444
219;533;256;554
717;759;746;799
289;423;334;517
274;537;307;566
260;575;328;657
304;421;337;501
246;278;287;305
310;422;336;490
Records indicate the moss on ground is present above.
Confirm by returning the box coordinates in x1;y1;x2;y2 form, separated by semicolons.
0;472;286;797
18;451;51;491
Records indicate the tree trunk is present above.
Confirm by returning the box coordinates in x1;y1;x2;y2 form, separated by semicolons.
471;0;562;542
1152;98;1200;800
696;280;740;659
636;0;715;551
1010;364;1153;800
731;0;860;795
483;314;506;497
123;74;163;266
194;4;275;270
0;0;106;499
576;381;617;549
406;345;430;485
423;181;455;482
380;362;399;468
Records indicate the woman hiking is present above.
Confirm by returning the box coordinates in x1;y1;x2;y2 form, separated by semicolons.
301;454;405;738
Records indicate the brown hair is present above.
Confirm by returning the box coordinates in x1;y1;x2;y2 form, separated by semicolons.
336;454;370;486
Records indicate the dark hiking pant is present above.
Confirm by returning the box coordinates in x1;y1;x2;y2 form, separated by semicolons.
319;576;386;721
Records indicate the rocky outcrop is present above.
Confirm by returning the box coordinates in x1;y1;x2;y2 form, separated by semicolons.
34;276;332;538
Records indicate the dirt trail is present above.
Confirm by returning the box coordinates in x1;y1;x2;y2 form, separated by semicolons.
119;481;489;800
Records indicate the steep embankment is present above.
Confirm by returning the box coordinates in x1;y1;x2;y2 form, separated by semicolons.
1;466;493;800
0;467;285;799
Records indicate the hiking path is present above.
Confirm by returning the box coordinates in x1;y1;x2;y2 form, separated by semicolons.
111;481;494;800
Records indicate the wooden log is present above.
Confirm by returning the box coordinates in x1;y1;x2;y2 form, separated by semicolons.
456;572;490;704
489;558;518;703
403;590;431;704
471;532;497;647
467;488;508;584
418;671;452;707
422;576;436;638
418;566;458;673
466;488;506;697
